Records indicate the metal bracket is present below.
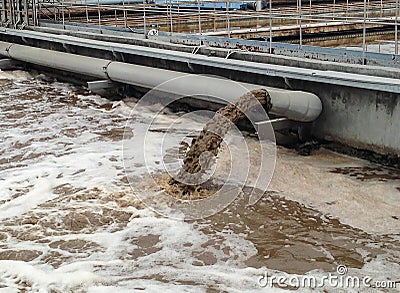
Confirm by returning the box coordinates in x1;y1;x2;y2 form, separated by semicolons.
255;117;294;139
62;42;71;52
191;45;205;55
87;79;119;96
225;49;244;59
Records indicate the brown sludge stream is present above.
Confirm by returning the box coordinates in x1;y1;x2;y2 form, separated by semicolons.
165;89;271;199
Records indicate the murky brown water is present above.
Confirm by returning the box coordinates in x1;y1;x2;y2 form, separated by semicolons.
331;166;400;182
0;70;399;292
199;190;393;274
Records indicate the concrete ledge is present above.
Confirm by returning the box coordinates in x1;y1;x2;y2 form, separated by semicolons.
0;27;399;155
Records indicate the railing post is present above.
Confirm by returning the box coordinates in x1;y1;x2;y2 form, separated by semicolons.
197;0;202;35
17;0;22;27
299;0;302;49
61;0;65;29
170;0;173;34
143;0;147;38
1;0;8;26
15;0;20;27
9;0;15;27
269;0;272;54
362;0;366;64
23;0;28;26
123;0;127;28
226;1;230;38
178;3;181;32
32;0;38;27
213;2;216;32
333;0;336;20
395;0;398;55
85;2;89;24
97;0;101;33
37;0;40;24
68;3;71;22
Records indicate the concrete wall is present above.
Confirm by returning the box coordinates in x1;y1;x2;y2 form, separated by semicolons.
285;78;400;155
1;30;399;156
305;82;400;155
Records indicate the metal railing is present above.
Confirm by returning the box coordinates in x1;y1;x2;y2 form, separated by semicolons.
0;0;399;55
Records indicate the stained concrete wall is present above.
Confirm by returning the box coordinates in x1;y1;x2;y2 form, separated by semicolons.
304;82;400;155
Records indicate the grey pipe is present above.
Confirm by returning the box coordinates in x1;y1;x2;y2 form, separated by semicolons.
0;42;110;79
0;41;322;122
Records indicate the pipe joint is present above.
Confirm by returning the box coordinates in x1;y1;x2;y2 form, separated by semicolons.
103;61;113;80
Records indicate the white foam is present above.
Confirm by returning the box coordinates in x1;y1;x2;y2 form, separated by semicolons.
0;70;32;81
0;178;54;221
0;261;100;292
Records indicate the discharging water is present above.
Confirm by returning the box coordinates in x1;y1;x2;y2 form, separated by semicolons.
0;70;399;292
166;89;270;199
